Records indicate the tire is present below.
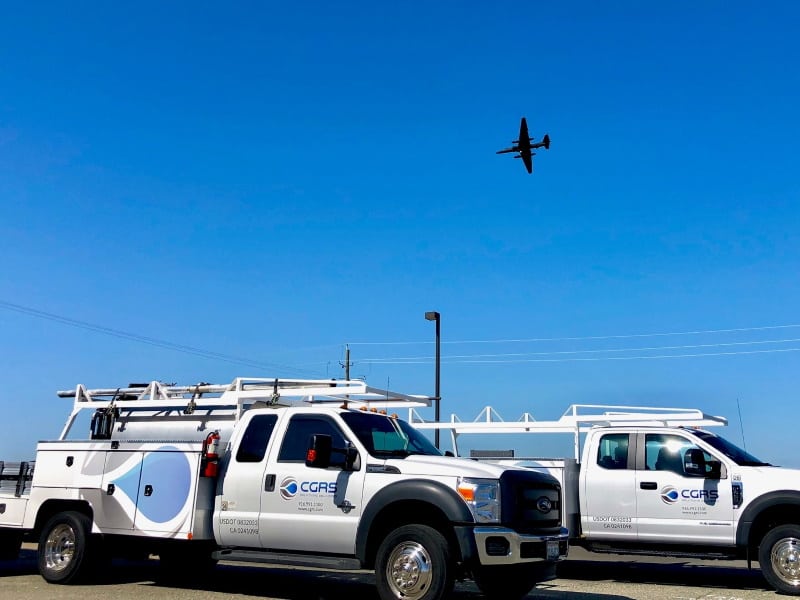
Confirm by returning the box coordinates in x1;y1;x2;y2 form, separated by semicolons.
760;524;800;595
37;511;98;584
473;564;539;600
375;524;454;600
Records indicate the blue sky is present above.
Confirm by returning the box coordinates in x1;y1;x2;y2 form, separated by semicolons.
1;2;799;464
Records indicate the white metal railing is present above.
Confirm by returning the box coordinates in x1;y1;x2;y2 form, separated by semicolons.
408;403;727;459
56;377;430;440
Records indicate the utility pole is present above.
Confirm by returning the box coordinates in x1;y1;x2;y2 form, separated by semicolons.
343;344;351;380
425;311;441;448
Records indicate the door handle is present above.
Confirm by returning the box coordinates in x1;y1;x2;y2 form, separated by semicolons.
144;484;154;496
265;474;276;492
640;482;657;490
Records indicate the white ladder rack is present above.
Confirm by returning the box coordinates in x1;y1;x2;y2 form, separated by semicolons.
56;377;430;440
409;403;728;460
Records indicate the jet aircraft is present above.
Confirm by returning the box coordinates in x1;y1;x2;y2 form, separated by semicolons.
496;117;550;173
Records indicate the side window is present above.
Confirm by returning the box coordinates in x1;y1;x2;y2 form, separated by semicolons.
596;433;629;470
645;434;714;476
278;415;348;467
236;414;278;463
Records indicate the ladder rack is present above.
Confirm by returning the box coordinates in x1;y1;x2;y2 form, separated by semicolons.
409;403;728;460
56;377;431;440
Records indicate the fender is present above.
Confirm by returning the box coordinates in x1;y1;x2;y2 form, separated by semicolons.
355;478;473;563
736;490;800;547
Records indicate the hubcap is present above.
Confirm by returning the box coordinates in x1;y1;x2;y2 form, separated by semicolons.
772;536;800;586
44;523;76;573
385;541;433;600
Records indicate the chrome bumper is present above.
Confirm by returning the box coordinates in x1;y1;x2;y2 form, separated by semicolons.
473;526;569;566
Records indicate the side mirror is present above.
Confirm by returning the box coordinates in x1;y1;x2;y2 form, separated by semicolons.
306;434;332;469
344;443;359;471
706;460;722;479
683;449;707;477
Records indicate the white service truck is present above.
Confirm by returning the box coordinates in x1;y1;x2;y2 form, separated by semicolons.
413;403;800;595
0;378;568;600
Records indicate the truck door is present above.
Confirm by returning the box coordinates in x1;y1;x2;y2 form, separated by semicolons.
582;432;637;539
635;433;734;544
216;413;279;547
258;414;366;555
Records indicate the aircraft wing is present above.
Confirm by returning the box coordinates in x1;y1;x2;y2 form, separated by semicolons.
496;147;517;155
521;150;533;173
519;117;529;143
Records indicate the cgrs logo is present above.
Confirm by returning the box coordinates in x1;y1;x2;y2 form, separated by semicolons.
660;486;680;504
280;477;299;500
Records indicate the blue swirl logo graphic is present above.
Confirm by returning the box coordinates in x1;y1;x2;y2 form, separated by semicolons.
660;486;680;505
113;447;192;523
280;477;299;500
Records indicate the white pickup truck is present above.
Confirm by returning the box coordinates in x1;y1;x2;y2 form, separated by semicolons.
413;403;800;595
0;378;568;600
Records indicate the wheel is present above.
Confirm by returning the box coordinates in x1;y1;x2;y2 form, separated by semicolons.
473;564;539;600
375;524;453;600
37;511;98;584
759;524;800;595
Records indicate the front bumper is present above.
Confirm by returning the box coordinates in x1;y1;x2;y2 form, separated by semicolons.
472;526;569;566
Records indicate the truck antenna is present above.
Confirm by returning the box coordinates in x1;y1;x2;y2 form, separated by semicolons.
736;397;747;451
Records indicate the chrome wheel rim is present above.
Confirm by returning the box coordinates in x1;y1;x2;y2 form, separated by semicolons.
385;541;433;599
772;536;800;586
44;523;76;573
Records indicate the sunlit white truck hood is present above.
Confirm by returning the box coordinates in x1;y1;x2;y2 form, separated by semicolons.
384;455;522;479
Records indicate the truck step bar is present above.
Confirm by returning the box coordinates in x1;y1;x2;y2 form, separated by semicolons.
584;541;738;561
213;548;362;571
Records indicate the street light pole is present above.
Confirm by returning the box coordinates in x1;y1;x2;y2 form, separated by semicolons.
425;311;441;448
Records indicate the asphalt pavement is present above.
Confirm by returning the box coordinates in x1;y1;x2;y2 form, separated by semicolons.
0;545;779;600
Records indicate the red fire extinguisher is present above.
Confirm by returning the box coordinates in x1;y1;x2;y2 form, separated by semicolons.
202;430;221;477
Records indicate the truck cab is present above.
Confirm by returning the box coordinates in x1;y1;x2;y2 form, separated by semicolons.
419;402;800;595
581;426;744;545
215;403;569;600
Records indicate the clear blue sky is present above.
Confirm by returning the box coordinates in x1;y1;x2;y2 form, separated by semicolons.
1;2;799;464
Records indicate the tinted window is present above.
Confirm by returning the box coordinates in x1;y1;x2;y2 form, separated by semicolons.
596;433;629;470
645;433;716;476
691;429;770;466
278;415;348;467
341;412;442;458
236;414;278;463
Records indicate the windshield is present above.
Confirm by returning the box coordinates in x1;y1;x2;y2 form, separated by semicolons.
341;412;442;458
691;429;771;466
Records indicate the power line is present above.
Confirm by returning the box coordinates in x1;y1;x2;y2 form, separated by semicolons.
359;347;800;365
0;300;321;377
360;337;800;363
346;323;800;346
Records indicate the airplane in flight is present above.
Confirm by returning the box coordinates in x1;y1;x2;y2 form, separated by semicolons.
496;117;550;173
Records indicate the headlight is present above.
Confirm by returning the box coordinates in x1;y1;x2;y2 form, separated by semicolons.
457;477;501;523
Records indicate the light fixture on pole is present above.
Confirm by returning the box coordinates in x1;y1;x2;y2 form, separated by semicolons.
424;311;441;449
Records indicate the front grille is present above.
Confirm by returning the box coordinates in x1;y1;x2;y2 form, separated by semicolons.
499;470;562;532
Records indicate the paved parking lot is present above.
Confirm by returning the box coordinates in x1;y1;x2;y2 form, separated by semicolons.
0;545;778;600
